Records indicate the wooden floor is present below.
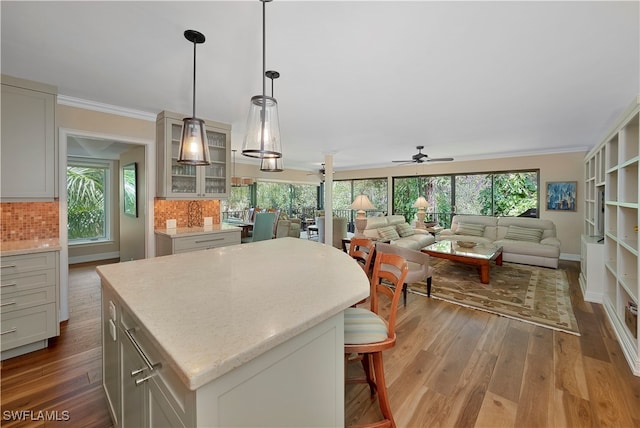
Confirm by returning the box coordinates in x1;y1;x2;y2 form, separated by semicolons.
1;260;639;427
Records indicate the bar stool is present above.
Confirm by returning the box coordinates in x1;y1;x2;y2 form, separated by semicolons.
344;251;408;428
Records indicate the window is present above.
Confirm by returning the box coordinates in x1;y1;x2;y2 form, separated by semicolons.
222;182;319;219
223;186;252;219
393;170;539;227
67;158;112;243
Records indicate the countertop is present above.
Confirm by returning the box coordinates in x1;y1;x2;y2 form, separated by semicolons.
0;238;61;256
96;237;369;390
154;223;240;237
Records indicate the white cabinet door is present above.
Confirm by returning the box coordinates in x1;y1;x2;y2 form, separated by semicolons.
1;76;56;199
156;111;230;199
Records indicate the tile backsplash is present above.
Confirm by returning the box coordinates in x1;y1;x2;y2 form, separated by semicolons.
154;199;220;229
1;202;60;241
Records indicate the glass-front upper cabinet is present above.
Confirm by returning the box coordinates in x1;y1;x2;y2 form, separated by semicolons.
156;111;230;199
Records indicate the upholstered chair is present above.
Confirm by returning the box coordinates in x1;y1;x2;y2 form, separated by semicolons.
315;216;348;249
375;242;433;306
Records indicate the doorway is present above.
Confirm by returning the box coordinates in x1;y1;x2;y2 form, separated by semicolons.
58;128;154;321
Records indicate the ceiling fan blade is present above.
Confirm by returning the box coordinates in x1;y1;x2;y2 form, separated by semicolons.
426;157;454;162
392;160;414;163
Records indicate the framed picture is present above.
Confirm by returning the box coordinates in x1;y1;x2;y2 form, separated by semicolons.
123;162;138;217
546;181;577;212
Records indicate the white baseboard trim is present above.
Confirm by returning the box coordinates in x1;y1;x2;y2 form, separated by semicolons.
69;251;120;265
560;253;581;262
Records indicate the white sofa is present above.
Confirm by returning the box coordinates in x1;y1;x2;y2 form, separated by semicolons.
363;215;435;250
439;215;561;268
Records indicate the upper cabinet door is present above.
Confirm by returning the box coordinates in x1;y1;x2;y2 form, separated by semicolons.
156;111;230;199
1;76;57;200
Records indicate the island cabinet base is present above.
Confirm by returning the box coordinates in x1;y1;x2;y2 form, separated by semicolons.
194;313;345;427
103;285;346;427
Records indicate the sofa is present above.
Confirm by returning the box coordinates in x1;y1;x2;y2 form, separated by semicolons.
363;214;435;250
275;213;301;238
439;215;561;268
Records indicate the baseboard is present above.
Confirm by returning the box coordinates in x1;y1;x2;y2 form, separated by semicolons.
69;251;120;265
560;252;580;262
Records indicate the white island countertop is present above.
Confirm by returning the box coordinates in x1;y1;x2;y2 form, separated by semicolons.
96;237;369;390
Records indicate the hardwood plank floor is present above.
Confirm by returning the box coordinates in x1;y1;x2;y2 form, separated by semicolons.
2;260;639;427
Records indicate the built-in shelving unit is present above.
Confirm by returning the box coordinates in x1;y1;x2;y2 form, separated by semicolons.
585;96;639;376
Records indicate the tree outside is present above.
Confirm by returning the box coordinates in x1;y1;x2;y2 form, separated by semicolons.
67;165;106;240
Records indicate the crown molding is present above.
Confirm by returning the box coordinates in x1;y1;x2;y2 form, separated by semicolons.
57;95;156;122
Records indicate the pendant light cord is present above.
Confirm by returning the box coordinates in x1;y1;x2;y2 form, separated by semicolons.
260;0;267;153
192;39;197;118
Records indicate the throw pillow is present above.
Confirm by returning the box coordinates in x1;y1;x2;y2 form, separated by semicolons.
378;225;400;241
396;222;414;237
455;223;486;237
504;225;543;242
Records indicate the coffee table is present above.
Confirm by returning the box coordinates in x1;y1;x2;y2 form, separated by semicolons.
421;240;503;284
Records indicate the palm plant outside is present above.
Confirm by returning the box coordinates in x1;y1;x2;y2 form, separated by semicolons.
67;166;106;240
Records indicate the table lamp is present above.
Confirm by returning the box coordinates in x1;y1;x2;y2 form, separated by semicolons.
349;194;375;238
413;196;429;229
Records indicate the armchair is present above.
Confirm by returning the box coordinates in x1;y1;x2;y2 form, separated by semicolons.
275;213;301;238
315;216;348;249
375;242;433;306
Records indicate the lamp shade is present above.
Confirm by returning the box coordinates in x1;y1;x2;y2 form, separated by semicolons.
413;196;429;209
260;156;284;172
349;194;375;212
242;96;282;159
178;117;210;165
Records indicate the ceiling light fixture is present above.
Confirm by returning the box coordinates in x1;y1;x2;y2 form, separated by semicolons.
242;0;282;160
260;70;284;172
178;30;210;165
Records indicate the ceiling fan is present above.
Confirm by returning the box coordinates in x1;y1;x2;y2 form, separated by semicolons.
307;163;332;179
392;146;454;164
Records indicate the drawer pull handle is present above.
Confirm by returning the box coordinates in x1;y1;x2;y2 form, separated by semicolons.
0;264;16;269
1;328;16;335
0;301;16;307
1;283;17;288
125;328;162;373
130;367;147;377
135;372;158;386
194;238;224;244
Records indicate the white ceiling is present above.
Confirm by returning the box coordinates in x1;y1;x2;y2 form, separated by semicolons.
2;1;638;171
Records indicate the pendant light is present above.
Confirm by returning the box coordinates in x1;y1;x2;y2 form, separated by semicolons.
260;157;284;172
242;0;282;159
178;29;210;165
260;70;284;172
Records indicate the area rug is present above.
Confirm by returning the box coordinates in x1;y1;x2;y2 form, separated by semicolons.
408;259;580;335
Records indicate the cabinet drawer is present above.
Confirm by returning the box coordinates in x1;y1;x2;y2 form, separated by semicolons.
1;285;56;314
120;308;195;423
173;232;239;253
1;269;57;296
0;252;57;274
1;303;57;351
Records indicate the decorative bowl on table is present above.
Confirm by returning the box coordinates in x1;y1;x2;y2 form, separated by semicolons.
456;240;477;248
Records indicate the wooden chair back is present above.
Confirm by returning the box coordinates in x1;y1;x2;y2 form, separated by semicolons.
369;251;408;339
348;238;375;276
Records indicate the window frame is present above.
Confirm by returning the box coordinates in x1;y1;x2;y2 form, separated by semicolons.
66;157;113;245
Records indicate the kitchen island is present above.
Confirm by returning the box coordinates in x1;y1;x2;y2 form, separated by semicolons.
97;237;369;427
